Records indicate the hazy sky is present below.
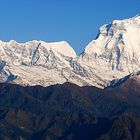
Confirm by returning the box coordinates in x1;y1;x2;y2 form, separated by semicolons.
0;0;139;54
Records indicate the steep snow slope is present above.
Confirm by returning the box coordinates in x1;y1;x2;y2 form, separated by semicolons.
79;14;140;86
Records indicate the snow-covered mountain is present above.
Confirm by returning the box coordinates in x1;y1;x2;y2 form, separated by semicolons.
79;14;140;87
0;40;93;87
0;15;140;88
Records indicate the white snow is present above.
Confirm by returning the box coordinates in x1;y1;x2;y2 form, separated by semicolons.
0;15;140;88
80;14;140;87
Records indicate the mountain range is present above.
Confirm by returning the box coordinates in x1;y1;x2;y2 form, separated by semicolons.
0;15;140;88
0;15;140;140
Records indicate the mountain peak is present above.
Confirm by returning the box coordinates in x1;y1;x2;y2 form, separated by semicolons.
40;40;77;58
83;14;140;59
78;14;140;88
0;40;77;58
0;15;140;88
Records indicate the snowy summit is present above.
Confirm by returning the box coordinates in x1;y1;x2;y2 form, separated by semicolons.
0;15;140;88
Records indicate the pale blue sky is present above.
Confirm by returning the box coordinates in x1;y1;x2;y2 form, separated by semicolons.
0;0;139;54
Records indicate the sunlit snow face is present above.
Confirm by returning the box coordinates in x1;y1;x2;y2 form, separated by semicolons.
0;15;140;89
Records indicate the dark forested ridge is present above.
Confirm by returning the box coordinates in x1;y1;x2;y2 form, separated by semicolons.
0;77;140;140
